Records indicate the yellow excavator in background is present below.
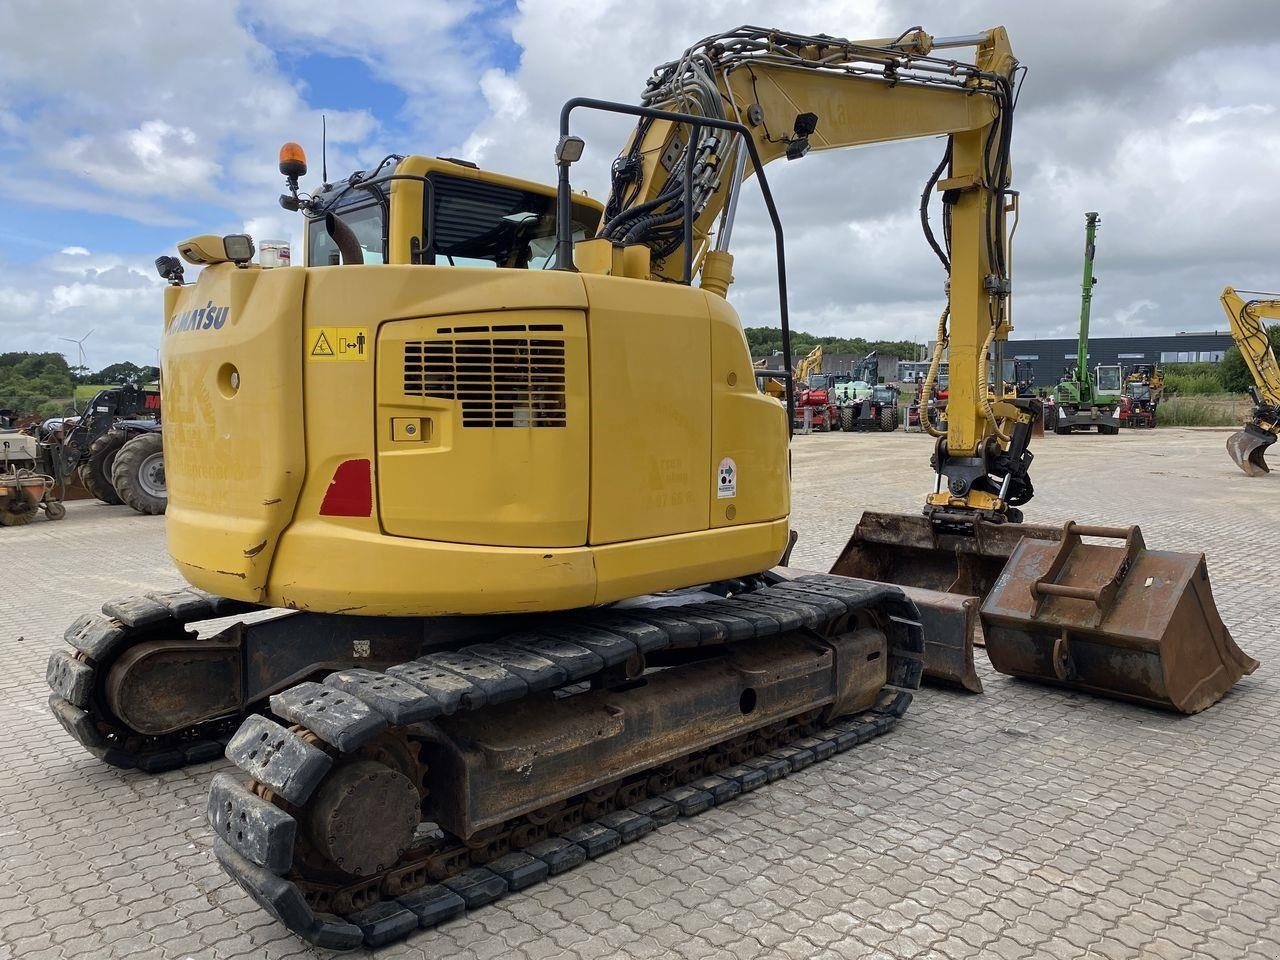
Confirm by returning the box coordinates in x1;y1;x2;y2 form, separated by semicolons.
1219;286;1280;475
794;344;823;384
44;25;1255;949
752;357;787;400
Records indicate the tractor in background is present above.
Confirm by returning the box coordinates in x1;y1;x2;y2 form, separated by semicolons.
41;384;167;514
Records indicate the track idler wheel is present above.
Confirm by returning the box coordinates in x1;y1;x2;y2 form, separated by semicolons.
1227;423;1276;476
305;760;421;877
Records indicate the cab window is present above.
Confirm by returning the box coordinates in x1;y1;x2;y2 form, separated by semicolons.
426;174;596;269
307;202;386;266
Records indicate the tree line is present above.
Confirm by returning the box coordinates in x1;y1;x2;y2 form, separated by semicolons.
0;353;159;419
744;328;921;361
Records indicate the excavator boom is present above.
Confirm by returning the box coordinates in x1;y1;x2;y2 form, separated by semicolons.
1220;286;1280;475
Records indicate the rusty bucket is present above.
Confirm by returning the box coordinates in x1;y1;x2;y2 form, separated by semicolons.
830;512;1065;691
981;523;1258;714
1227;423;1276;477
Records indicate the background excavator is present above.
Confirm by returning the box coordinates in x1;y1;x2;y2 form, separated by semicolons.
45;25;1255;949
1219;287;1280;475
792;344;837;431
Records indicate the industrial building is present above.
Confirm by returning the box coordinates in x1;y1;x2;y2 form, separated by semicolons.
898;331;1234;389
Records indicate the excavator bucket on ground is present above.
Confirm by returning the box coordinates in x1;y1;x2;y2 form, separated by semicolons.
982;523;1258;713
830;512;1065;692
1226;423;1276;476
833;512;1257;712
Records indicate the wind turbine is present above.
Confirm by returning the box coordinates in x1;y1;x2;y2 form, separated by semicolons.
58;329;94;412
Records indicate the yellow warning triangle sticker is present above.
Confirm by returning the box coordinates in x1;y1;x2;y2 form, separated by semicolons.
311;331;334;356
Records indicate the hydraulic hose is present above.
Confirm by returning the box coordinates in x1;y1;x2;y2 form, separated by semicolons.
921;305;949;439
977;318;1010;443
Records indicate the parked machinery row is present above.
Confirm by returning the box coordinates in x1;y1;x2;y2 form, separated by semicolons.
27;384;167;518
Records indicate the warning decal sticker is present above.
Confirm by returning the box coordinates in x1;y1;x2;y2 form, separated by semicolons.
309;327;369;361
717;457;737;499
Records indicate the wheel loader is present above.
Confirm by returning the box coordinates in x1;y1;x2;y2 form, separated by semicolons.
46;25;1255;949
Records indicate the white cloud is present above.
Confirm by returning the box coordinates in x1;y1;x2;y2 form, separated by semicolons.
3;1;1280;367
1181;103;1275;124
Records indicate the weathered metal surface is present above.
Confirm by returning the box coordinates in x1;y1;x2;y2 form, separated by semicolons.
831;511;1064;597
825;513;1062;690
421;629;882;836
1227;423;1275;476
894;586;983;693
303;760;421;876
211;575;920;948
981;522;1259;713
104;634;243;735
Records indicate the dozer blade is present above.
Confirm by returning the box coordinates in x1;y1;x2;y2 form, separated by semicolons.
830;512;1065;690
981;523;1258;713
895;586;983;693
1226;424;1276;476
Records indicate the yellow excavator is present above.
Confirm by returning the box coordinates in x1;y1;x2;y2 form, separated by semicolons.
45;25;1256;949
1219;287;1280;475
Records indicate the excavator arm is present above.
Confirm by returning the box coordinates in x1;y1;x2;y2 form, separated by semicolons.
794;344;823;385
597;25;1029;525
1220;286;1280;475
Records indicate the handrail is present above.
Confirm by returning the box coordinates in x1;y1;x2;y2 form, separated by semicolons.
554;97;794;429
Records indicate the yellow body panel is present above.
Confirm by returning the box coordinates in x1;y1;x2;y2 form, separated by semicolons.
583;275;710;544
162;263;790;615
161;264;305;596
708;296;789;527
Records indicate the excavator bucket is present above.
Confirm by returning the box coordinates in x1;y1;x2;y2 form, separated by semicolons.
1226;423;1276;476
830;512;1065;691
981;523;1258;713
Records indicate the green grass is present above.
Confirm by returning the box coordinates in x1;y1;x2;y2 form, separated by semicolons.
73;383;112;399
1157;396;1242;427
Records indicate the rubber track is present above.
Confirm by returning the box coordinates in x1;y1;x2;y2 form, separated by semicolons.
46;588;257;772
213;575;923;949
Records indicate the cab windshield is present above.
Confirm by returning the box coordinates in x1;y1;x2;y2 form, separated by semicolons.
1096;366;1122;392
305;172;596;268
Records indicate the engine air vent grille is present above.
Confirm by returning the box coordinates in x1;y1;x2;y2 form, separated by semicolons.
403;324;567;428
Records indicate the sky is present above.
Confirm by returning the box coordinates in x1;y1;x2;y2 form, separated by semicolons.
1;0;1277;368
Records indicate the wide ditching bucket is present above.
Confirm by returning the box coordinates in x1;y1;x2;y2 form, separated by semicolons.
981;523;1258;713
1227;423;1276;477
832;512;1257;713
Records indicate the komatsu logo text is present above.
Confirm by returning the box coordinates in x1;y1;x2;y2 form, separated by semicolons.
169;301;229;334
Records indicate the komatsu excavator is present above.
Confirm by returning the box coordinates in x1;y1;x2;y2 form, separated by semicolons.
45;25;1255;949
1219;287;1280;475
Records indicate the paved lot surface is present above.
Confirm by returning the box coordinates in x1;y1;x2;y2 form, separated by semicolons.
3;427;1278;960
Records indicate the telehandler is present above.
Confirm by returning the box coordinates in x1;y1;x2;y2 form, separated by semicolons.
46;25;1254;948
1219;287;1280;475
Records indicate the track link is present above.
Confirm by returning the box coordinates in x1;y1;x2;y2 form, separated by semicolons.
46;588;257;772
212;575;923;949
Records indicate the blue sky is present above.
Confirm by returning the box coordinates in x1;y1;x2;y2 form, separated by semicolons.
1;1;1277;371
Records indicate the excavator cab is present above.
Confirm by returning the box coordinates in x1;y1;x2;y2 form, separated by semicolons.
292;153;604;270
